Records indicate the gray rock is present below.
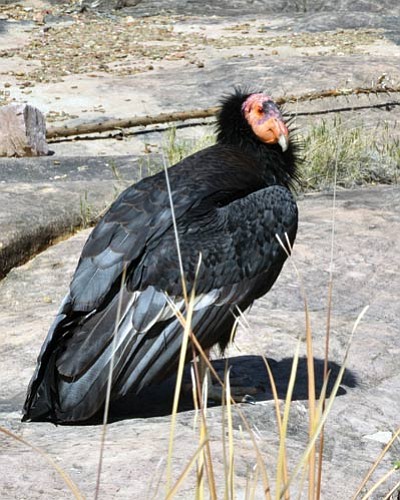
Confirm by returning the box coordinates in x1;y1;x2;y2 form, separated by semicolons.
0;186;399;498
0;155;150;279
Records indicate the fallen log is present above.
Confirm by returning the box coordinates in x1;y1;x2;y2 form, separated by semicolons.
46;84;400;140
46;107;219;139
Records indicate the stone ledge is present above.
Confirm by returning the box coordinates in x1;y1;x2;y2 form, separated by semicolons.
0;155;155;278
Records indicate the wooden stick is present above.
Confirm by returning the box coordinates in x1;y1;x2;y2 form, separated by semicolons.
46;107;220;139
46;84;400;139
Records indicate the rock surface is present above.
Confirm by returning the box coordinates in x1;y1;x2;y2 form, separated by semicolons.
0;0;399;156
0;155;150;279
0;0;399;498
0;186;399;499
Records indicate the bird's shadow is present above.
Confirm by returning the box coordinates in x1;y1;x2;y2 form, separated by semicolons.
84;355;358;425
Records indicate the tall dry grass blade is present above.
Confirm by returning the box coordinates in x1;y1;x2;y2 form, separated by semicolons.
277;232;317;498
282;305;369;496
221;362;229;500
200;374;217;500
166;438;209;500
299;372;332;499
263;357;289;500
314;372;331;425
312;370;332;500
195;372;208;500
190;364;200;419
317;128;340;500
162;153;188;304
164;151;197;492
0;426;84;499
352;426;400;499
360;467;398;500
190;348;217;500
276;339;301;499
166;257;201;492
190;364;201;441
318;286;333;433
304;302;316;500
201;406;217;498
382;477;400;500
95;266;127;500
226;369;235;500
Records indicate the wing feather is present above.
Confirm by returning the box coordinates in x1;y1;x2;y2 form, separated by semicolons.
23;156;298;422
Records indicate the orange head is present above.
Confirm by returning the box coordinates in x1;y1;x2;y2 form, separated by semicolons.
242;93;289;151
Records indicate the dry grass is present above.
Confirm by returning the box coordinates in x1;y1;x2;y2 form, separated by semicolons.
301;116;400;190
161;118;400;192
163;127;216;166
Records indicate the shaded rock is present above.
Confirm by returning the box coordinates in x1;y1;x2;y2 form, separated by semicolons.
0;154;149;279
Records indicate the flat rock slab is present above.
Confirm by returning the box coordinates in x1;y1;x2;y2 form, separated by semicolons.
0;0;399;156
0;186;399;498
0;155;156;278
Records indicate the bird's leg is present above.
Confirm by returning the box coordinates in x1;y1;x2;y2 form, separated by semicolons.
205;369;261;405
198;350;262;405
186;350;263;406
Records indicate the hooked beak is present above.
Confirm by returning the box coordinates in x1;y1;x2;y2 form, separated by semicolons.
263;117;289;152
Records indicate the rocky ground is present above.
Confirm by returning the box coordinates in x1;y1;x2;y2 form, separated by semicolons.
1;187;399;499
1;0;399;157
0;0;399;498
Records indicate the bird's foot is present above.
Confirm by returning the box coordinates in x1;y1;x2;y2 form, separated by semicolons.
206;379;261;405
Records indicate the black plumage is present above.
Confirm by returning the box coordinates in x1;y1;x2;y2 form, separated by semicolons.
22;89;299;423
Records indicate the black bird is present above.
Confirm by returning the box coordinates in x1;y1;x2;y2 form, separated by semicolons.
23;90;299;423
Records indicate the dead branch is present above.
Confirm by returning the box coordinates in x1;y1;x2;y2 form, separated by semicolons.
274;84;400;104
291;100;400;117
46;84;400;140
46;107;220;139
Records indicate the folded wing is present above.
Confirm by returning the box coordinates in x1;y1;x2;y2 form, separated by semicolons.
23;181;297;423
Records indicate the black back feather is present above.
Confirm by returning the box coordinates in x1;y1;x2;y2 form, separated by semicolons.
22;89;300;423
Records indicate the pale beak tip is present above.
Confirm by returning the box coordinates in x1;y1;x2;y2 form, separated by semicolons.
278;134;289;152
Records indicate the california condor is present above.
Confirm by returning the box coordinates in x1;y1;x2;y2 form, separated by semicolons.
23;90;299;423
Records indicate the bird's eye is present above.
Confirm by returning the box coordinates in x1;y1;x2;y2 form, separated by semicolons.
255;105;264;115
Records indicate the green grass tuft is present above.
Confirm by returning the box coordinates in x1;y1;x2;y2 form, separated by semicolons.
160;117;399;192
163;127;216;166
300;116;400;190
